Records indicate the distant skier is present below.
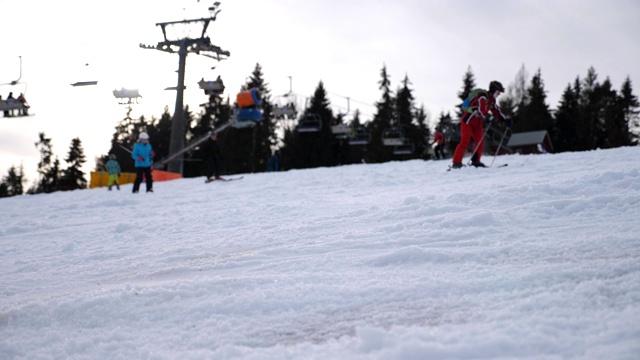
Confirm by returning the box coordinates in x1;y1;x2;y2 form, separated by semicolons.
267;151;280;172
451;81;508;169
432;128;446;160
131;132;154;193
105;153;121;191
202;132;223;182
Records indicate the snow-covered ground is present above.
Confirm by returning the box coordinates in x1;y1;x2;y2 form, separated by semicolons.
1;148;639;359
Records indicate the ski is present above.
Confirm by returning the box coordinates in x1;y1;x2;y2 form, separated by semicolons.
221;176;243;182
205;176;244;183
447;165;465;171
447;163;507;171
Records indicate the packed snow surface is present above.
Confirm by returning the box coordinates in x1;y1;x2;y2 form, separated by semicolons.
1;148;639;359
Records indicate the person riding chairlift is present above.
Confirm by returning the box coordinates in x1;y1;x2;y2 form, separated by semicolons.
17;93;28;116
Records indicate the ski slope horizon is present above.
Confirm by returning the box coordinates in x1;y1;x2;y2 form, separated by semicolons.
1;147;639;359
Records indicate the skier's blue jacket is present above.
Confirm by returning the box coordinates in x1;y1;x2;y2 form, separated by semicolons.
132;141;154;168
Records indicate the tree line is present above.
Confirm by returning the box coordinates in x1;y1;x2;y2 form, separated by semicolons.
2;63;638;197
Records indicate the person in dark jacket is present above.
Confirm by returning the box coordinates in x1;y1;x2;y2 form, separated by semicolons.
267;150;280;172
131;132;154;193
203;132;223;182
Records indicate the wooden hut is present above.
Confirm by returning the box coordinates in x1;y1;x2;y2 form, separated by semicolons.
507;130;554;154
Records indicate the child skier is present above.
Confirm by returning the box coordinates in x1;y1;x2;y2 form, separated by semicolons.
105;153;121;191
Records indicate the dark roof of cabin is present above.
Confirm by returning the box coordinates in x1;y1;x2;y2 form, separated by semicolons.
507;130;549;147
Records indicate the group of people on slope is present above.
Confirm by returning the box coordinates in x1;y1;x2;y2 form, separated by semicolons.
105;130;225;193
105;79;510;192
105;132;155;193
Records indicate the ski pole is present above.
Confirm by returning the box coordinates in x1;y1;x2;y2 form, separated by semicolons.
466;123;492;166
489;127;510;168
118;144;132;154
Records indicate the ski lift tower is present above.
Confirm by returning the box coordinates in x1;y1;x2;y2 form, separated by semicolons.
140;2;230;174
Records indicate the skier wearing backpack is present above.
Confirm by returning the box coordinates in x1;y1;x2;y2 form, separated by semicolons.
451;81;508;169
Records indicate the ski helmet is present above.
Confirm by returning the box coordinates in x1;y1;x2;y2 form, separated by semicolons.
139;132;149;140
489;81;505;94
109;153;116;160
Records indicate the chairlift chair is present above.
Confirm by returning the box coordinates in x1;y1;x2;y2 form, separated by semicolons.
0;86;30;117
296;113;322;133
113;88;142;105
0;96;30;117
272;93;298;119
231;108;263;128
71;63;98;87
348;127;371;145
331;123;351;135
393;140;414;155
71;81;98;87
198;78;225;95
1;56;32;117
382;127;405;146
231;88;263;128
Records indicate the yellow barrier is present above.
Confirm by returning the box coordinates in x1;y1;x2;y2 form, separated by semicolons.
90;170;182;189
90;172;137;189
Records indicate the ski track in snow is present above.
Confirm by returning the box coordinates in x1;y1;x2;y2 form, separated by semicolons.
1;148;640;359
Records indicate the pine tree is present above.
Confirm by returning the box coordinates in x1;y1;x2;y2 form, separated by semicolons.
30;132;61;194
151;108;179;169
456;66;476;118
249;66;278;173
0;164;25;197
296;81;334;168
221;63;277;174
552;84;580;153
60;138;88;190
597;78;621;148
414;104;430;159
618;77;640;145
101;110;156;173
513;69;553;134
395;74;421;160
396;74;414;128
578;67;600;150
344;109;367;164
188;93;232;177
368;64;395;163
435;112;456;155
500;64;528;130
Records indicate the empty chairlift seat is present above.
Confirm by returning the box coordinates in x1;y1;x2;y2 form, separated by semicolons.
198;79;225;95
296;113;322;132
382;128;405;146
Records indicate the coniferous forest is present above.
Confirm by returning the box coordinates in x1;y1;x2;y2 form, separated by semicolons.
1;64;638;197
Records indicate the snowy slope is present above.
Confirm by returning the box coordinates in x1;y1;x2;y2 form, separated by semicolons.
1;148;639;359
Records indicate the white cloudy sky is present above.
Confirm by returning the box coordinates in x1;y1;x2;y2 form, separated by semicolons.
1;0;638;182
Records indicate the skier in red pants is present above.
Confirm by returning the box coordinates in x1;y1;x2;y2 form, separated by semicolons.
452;81;508;168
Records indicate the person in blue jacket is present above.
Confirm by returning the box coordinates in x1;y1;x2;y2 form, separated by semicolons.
131;132;154;193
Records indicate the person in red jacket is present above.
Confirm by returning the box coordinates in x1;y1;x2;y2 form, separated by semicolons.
451;81;508;168
432;128;446;160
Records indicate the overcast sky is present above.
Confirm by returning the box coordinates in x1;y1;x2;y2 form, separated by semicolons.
1;0;638;181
